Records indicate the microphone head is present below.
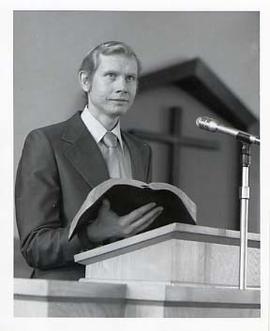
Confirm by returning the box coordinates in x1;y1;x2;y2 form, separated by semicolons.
196;117;218;132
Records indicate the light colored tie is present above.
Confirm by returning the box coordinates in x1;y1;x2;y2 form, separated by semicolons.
103;132;121;178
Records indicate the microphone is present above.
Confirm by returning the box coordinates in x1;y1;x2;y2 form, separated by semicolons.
196;117;260;145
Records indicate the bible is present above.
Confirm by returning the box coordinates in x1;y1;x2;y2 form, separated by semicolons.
68;178;197;240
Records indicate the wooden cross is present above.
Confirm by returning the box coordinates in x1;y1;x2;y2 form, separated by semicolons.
129;107;219;186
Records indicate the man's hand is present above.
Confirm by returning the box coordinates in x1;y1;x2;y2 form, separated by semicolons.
86;199;163;243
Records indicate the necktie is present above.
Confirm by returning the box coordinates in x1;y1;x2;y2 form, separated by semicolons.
103;132;121;178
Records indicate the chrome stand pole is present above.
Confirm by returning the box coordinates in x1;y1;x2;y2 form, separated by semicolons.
239;142;251;290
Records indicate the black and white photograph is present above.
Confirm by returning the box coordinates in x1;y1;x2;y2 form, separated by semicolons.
1;2;269;331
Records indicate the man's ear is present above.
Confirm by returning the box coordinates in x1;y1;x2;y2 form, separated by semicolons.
79;71;91;92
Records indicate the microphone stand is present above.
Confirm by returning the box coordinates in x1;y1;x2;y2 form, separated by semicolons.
239;141;251;290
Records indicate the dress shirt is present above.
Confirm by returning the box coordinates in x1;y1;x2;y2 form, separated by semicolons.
81;106;132;179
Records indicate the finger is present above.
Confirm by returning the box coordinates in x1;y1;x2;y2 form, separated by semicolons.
102;199;110;209
130;206;163;231
98;199;111;216
125;202;157;223
131;207;163;235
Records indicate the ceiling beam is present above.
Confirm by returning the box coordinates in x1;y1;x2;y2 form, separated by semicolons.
138;58;257;131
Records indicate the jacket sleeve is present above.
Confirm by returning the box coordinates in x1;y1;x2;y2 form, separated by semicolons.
15;129;92;270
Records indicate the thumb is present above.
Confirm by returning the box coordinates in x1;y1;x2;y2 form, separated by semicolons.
100;199;110;212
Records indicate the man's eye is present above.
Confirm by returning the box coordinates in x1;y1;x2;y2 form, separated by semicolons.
106;73;116;79
126;75;136;82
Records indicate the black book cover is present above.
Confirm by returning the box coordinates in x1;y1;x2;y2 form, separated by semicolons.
69;179;196;240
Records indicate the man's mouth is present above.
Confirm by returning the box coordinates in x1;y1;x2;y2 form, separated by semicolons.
109;99;129;103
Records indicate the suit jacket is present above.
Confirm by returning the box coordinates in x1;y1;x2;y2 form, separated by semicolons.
15;112;152;280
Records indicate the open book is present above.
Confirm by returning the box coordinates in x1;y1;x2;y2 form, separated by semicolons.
68;178;197;240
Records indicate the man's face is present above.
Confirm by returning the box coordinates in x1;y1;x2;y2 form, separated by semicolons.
88;53;138;120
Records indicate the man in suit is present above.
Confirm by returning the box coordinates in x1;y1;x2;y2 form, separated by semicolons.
15;41;163;280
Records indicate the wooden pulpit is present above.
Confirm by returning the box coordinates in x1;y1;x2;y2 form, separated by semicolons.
14;223;260;317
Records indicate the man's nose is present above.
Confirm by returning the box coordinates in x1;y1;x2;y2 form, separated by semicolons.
114;77;128;93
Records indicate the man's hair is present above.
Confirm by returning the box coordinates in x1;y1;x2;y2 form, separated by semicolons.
79;41;141;79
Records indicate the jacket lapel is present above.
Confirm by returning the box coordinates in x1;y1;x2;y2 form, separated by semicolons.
62;112;109;188
122;131;145;181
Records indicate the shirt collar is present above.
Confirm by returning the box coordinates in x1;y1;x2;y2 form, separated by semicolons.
81;105;124;149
